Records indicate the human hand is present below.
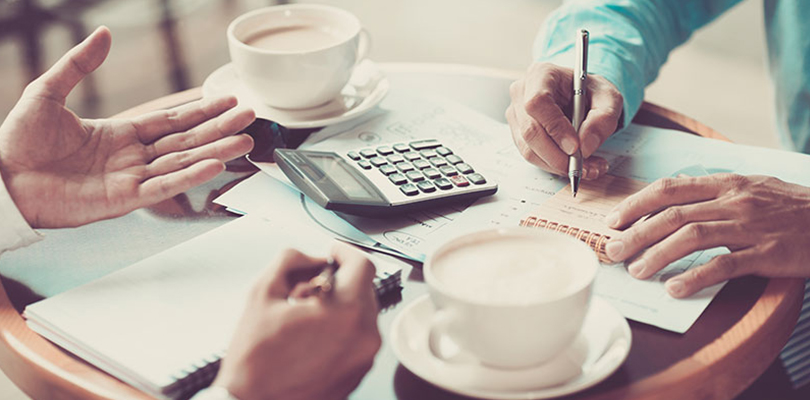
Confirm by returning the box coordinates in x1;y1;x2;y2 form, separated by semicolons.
506;62;622;179
213;243;381;400
604;174;810;298
0;26;255;228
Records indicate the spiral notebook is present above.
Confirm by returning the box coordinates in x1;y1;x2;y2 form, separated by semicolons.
518;174;648;262
23;215;401;400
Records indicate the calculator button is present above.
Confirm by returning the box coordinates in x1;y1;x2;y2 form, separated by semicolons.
360;149;377;158
406;170;425;182
468;173;487;185
434;178;453;190
396;162;415;172
417;181;437;193
419;149;438;159
450;175;470;187
428;157;448;167
386;154;405;164
423;168;441;179
439;165;458;176
456;163;474;174
379;165;397;175
389;173;408;185
347;151;361;160
376;146;394;155
400;183;419;196
393;143;410;153
409;139;442;150
436;146;453;156
412;159;431;170
403;152;421;161
369;157;387;167
446;154;464;164
358;160;372;170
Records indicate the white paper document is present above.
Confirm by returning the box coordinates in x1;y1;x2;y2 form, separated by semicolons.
215;91;810;333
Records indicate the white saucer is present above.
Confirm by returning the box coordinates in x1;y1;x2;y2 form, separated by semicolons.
390;295;632;399
201;60;390;129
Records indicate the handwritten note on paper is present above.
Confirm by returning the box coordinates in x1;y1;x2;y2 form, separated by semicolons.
519;174;727;333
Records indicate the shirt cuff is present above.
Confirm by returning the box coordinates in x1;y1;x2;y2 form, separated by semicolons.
0;171;42;254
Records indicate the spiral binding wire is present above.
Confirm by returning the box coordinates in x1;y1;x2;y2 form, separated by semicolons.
520;216;611;263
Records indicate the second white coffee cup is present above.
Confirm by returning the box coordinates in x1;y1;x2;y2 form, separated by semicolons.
227;4;369;109
424;227;599;369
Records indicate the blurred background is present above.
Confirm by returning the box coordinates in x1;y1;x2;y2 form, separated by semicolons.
0;0;774;398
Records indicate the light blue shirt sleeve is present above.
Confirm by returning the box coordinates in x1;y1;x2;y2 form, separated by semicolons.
535;0;743;127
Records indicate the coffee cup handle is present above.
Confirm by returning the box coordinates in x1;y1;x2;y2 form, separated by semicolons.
428;308;476;364
356;28;372;64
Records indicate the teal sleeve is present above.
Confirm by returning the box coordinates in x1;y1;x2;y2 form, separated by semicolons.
534;0;743;127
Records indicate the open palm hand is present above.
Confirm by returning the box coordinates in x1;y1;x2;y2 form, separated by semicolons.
0;27;255;228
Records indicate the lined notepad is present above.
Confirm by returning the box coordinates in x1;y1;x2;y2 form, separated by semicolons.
24;215;401;400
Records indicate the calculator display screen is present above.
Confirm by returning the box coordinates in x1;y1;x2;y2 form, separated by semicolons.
307;154;377;201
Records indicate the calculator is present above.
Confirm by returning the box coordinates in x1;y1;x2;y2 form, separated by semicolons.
274;139;497;217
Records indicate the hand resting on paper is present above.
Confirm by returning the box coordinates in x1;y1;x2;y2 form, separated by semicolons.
213;242;382;400
505;62;620;180
0;26;255;229
603;174;810;298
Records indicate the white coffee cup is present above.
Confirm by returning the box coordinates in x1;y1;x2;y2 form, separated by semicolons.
227;5;369;109
424;227;598;369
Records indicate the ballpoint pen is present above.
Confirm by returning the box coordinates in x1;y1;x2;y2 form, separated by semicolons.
569;29;589;198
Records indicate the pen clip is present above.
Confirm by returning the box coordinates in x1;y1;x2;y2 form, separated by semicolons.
576;29;589;81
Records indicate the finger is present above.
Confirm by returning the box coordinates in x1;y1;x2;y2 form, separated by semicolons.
665;249;760;298
146;106;255;161
256;249;326;299
579;77;623;157
608;176;723;230
506;105;549;169
145;134;253;178
522;66;579;156
131;96;239;143
137;159;225;206
331;242;376;301
627;221;748;280
512;98;570;175
582;156;610;180
25;26;111;103
606;200;731;262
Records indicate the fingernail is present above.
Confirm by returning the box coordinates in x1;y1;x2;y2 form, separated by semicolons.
605;240;624;261
666;278;686;297
561;137;577;155
582;134;601;156
605;211;619;228
628;259;646;278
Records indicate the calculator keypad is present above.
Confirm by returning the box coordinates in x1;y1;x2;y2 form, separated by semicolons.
353;140;489;200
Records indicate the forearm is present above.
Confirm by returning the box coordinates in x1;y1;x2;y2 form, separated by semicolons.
0;170;41;255
535;0;743;126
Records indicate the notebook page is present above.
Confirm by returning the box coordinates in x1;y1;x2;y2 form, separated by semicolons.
24;215;335;396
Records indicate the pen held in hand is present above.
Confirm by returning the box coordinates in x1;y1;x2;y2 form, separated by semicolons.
569;29;589;198
286;258;338;304
309;258;338;295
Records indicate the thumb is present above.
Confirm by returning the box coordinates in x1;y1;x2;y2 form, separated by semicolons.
25;26;111;103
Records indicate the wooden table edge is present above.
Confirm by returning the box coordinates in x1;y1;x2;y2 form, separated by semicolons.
0;65;803;400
